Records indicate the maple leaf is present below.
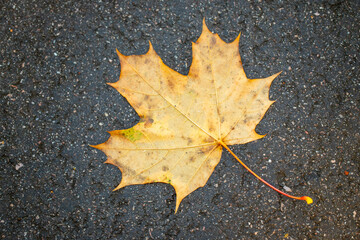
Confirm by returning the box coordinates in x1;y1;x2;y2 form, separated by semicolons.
91;19;312;212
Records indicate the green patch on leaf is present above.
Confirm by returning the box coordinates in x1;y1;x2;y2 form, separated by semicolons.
121;128;143;142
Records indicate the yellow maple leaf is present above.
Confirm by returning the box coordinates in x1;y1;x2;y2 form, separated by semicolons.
91;19;312;212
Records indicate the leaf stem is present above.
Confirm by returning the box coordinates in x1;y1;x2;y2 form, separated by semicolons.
219;141;313;204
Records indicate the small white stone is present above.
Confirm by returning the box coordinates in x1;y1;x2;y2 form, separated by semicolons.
283;185;292;192
15;163;24;170
280;202;285;211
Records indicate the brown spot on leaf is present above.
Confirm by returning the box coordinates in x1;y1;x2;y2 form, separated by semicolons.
251;91;257;99
134;101;143;108
162;166;169;171
211;36;216;45
189;156;195;162
204;136;214;143
144;118;154;128
217;49;224;56
136;174;146;182
208;123;215;132
168;79;174;89
117;162;137;176
198;146;211;154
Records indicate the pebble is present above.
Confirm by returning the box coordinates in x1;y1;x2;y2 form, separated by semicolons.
283;186;292;192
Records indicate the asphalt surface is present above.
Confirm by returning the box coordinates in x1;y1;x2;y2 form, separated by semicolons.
1;0;359;239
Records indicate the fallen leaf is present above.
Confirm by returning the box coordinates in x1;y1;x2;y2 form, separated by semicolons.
91;19;312;212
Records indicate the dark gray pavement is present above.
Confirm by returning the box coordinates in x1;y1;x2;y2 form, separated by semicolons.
1;0;359;239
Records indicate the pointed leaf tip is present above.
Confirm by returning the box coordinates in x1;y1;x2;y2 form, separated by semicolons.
89;144;100;150
107;82;119;90
273;71;282;78
232;32;241;45
174;197;181;214
104;159;113;164
148;40;154;53
201;18;211;33
115;48;121;56
113;183;124;192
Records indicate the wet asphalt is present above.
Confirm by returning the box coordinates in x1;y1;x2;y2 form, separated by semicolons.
1;0;359;239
